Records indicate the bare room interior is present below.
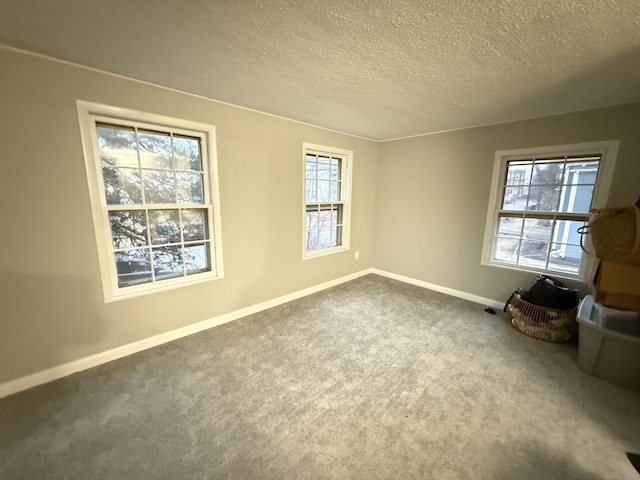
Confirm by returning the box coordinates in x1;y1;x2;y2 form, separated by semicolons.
1;1;640;479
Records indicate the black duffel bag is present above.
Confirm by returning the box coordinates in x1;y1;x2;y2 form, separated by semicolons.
519;274;578;310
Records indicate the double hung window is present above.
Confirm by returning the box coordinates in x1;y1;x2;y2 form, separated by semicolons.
482;141;618;280
303;143;352;258
77;101;223;301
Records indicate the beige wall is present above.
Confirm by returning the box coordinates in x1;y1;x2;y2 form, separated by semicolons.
2;46;639;387
374;103;640;304
0;49;378;384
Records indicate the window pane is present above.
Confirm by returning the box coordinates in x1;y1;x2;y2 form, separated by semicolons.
184;243;210;274
110;210;148;249
97;124;138;167
505;161;532;186
138;130;172;169
317;226;332;249
176;172;204;204
306;180;317;202
306;155;343;204
566;160;599;183
497;215;523;238
517;240;550;269
317;180;331;202
306;207;319;229
514;217;552;268
152;246;183;280
319;206;334;226
142;170;176;204
317;162;330;180
548;243;581;274
115;249;152;287
306;228;319;252
528;185;560;212
558;184;594;214
549;220;583;274
149;209;181;245
182;209;208;242
552;220;584;248
522;217;553;242
331;163;340;180
306;160;317;179
493;236;520;263
501;187;511;207
306;205;342;250
332;205;341;226
335;225;343;246
502;186;527;211
102;167;142;205
494;213;588;272
531;161;564;186
173;135;202;171
330;180;341;202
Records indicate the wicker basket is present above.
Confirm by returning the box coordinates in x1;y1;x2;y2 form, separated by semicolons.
506;289;578;342
579;206;640;264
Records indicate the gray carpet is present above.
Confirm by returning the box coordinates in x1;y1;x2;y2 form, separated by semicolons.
1;274;639;479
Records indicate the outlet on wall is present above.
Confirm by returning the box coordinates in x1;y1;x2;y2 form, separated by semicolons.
355;251;360;260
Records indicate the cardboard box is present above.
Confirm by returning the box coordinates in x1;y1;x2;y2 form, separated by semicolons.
592;261;640;311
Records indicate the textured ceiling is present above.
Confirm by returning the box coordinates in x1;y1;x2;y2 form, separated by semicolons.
1;0;640;140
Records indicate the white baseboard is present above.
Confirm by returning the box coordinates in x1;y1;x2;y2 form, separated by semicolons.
0;268;503;399
0;269;371;399
371;269;504;311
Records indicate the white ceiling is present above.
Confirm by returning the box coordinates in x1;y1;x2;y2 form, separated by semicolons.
2;0;640;140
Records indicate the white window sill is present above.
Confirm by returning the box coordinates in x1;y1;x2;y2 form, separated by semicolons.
303;246;349;261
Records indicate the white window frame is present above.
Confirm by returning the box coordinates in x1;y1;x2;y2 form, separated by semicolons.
302;143;353;259
77;100;224;302
481;140;619;282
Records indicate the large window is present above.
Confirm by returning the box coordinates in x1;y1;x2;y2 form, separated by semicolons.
303;143;352;258
77;101;224;301
482;141;618;280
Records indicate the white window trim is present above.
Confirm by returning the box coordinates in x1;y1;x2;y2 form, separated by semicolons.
77;100;224;302
481;140;619;282
302;143;353;260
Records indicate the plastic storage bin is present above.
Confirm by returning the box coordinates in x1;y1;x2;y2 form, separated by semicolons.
577;295;640;391
593;302;640;335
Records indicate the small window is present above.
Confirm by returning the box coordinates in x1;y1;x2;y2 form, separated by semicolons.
482;141;618;280
77;101;224;301
303;143;352;258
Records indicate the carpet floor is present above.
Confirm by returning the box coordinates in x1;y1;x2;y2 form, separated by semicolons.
1;274;639;479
